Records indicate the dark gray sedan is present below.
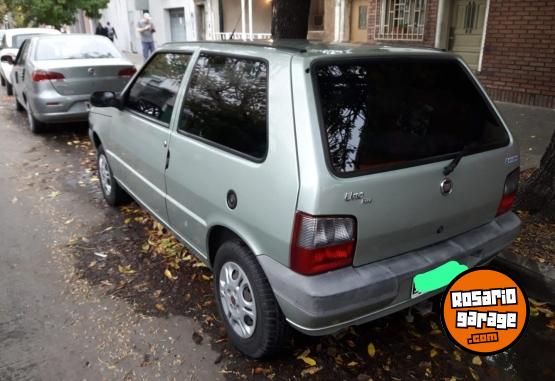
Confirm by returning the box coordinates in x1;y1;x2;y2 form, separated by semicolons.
1;34;136;132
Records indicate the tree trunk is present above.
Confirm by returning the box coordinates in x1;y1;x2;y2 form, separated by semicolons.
516;129;555;221
271;0;311;39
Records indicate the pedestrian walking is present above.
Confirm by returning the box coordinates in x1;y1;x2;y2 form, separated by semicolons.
137;13;155;61
95;22;107;37
106;21;117;42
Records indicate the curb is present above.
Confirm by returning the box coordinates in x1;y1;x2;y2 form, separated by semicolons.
492;251;555;304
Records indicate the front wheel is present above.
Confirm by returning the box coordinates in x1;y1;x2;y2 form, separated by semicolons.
97;145;128;206
214;240;290;358
15;96;24;112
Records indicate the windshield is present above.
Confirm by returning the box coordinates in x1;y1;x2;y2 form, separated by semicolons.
12;34;40;49
35;37;121;60
313;57;510;175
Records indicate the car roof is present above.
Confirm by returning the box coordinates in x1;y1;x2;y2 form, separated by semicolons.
159;39;443;58
4;28;60;38
31;33;109;40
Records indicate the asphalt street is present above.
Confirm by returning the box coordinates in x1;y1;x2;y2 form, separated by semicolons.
0;93;222;381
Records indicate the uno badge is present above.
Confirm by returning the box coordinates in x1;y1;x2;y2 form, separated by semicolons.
440;268;529;355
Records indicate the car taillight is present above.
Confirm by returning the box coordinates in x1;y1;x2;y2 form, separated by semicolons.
32;70;65;82
118;67;137;76
290;212;356;275
496;168;519;216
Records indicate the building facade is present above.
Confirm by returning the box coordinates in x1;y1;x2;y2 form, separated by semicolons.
363;0;555;108
96;0;553;108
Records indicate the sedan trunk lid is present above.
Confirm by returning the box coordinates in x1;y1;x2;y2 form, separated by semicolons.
35;58;134;95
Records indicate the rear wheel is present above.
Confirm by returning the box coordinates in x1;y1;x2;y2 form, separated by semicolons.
27;108;44;134
97;145;128;206
6;82;13;96
214;239;290;358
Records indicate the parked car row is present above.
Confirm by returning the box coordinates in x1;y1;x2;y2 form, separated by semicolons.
0;29;522;358
1;28;61;95
87;40;521;358
0;30;135;132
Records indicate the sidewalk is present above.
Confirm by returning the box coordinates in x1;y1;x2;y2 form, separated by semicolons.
122;50;144;68
496;101;555;169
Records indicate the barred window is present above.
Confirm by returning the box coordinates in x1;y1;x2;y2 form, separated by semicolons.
375;0;427;41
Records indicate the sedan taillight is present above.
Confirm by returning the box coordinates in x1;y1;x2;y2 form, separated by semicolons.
32;70;65;82
118;67;137;77
496;168;520;216
290;212;356;275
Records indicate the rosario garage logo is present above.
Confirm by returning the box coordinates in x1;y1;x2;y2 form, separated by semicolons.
441;268;529;355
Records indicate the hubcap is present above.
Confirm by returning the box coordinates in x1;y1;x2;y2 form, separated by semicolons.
98;154;112;195
219;261;256;338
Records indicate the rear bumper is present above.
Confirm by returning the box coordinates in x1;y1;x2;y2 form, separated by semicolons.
259;212;521;336
27;92;90;123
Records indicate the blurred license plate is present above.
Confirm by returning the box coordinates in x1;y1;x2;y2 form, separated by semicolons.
411;261;468;299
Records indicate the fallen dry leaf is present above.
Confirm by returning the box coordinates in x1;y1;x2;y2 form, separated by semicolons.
472;356;482;366
468;367;480;380
192;331;203;345
430;349;438;358
297;349;317;366
300;366;322;377
367;342;376;357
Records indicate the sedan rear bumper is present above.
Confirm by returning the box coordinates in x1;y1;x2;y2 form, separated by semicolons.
28;91;90;123
259;212;520;336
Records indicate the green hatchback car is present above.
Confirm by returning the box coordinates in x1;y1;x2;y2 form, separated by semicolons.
88;40;521;358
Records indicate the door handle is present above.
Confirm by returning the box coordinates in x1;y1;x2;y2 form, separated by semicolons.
163;140;168;147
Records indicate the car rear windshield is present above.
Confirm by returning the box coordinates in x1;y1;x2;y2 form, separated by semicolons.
35;37;121;60
13;34;40;49
313;57;510;176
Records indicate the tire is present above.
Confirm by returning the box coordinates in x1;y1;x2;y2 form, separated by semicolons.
27;108;44;134
15;96;24;112
214;239;290;358
97;145;128;206
6;82;13;96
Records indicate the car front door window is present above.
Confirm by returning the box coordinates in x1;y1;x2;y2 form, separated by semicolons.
125;52;191;125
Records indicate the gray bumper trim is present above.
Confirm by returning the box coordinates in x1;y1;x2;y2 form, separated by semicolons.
258;212;521;335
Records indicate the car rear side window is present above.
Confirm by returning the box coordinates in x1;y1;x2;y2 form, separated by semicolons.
178;52;268;160
313;58;510;176
127;52;192;125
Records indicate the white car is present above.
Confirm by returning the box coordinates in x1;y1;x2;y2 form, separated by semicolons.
0;28;61;95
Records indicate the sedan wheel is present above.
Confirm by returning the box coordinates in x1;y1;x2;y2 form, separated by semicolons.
98;153;113;196
218;261;257;338
27;108;44;134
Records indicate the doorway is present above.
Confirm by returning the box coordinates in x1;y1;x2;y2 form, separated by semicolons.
169;8;186;42
350;0;369;42
448;0;487;71
196;4;206;40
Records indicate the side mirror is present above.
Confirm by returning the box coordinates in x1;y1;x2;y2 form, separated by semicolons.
90;91;122;109
0;55;14;65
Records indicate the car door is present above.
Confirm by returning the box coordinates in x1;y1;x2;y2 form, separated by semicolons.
11;39;31;102
107;51;193;222
165;52;272;257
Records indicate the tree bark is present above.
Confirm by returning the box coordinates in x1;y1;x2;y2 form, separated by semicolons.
271;0;311;39
516;129;555;221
